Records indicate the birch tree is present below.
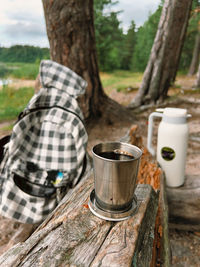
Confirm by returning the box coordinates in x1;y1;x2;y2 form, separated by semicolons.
129;0;193;108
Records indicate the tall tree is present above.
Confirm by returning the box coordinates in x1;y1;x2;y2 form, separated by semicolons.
188;32;200;75
195;62;200;88
129;0;193;108
42;0;132;123
179;1;200;72
188;4;200;76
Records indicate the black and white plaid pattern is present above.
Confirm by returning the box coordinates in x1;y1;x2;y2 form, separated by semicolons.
0;60;91;224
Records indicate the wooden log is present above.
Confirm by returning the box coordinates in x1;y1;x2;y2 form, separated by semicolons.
167;174;200;231
122;125;171;266
0;174;159;267
90;185;158;267
157;173;171;267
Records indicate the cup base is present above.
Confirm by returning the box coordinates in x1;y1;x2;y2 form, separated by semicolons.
88;189;138;221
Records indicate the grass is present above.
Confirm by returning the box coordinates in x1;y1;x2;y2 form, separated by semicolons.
0;63;197;124
6;62;40;80
100;71;143;94
0;86;34;122
0;67;144;122
0;62;37;122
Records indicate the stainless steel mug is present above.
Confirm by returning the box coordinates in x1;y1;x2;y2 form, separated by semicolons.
92;142;142;213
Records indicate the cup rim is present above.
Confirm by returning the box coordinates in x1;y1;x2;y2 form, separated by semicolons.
92;141;142;162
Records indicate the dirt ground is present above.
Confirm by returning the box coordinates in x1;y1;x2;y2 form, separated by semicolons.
0;75;200;265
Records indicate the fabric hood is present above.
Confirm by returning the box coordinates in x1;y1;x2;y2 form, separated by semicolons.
39;60;87;98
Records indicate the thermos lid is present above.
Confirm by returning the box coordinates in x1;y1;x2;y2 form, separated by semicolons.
162;108;188;124
163;108;187;117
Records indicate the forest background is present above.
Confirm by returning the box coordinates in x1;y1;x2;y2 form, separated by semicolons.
0;1;200;264
0;0;199;123
0;0;199;74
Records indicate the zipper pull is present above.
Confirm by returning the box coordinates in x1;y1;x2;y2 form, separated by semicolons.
53;172;63;185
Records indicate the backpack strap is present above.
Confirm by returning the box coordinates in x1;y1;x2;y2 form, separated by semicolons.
0;135;10;163
17;105;84;125
75;154;87;185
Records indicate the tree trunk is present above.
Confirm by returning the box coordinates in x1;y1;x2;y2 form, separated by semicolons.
129;0;193;108
188;33;200;76
195;62;200;88
42;0;133;123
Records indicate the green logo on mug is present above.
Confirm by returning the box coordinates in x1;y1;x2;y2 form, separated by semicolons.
161;147;175;161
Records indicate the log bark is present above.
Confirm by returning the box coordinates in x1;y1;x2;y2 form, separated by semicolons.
121;125;171;266
158;174;171;267
129;0;193;108
0;174;159;267
167;174;200;231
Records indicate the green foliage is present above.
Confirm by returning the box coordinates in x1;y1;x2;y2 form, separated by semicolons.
0;45;49;63
179;1;200;70
131;4;162;71
120;21;136;70
0;0;197;74
10;62;40;79
0;86;34;122
94;0;125;71
129;0;199;72
0;63;10;78
94;0;197;72
0;62;40;80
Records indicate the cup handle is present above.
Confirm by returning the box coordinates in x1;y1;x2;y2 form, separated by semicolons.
147;112;163;156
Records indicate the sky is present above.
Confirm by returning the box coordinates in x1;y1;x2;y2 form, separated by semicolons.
0;0;161;48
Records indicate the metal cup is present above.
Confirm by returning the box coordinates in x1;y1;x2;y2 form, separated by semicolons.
92;142;142;213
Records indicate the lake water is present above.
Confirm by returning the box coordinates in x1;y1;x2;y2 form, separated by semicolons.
0;79;12;87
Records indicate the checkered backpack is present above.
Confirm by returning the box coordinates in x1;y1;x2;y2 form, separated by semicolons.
0;60;91;224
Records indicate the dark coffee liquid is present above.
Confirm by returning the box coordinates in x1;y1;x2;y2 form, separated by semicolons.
98;151;134;160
